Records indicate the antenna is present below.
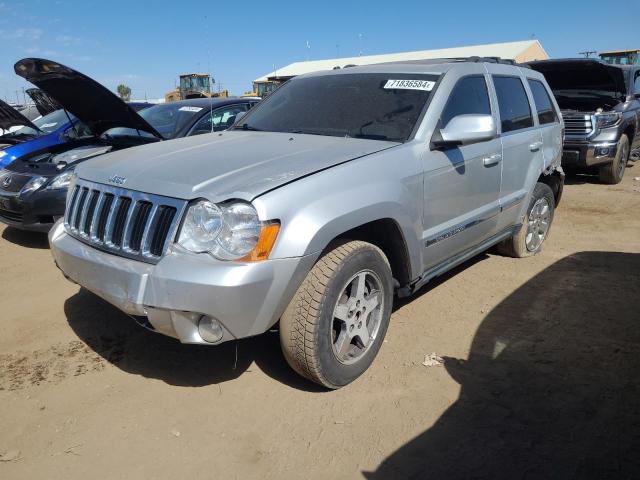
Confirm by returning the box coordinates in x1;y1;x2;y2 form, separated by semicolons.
306;40;311;61
358;33;363;56
579;50;597;58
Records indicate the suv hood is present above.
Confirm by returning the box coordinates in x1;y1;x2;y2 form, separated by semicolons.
77;131;398;201
527;59;627;98
14;58;163;139
0;98;40;132
26;88;61;116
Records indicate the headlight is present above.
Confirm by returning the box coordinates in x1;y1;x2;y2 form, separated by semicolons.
178;200;277;261
595;112;621;129
46;170;75;190
20;175;47;194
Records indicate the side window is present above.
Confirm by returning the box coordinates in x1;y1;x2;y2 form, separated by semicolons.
441;76;491;127
634;70;640;94
189;104;247;136
493;76;534;133
527;79;558;125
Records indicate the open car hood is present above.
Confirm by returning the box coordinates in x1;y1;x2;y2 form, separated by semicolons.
0;98;40;132
527;59;627;98
14;58;163;139
25;88;61;116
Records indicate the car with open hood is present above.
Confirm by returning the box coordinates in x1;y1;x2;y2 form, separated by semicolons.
0;58;258;231
0;88;77;167
528;59;640;183
49;58;564;388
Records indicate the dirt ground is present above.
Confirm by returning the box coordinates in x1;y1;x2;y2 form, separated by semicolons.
1;168;639;479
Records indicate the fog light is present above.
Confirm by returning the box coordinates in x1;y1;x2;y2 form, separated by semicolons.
198;315;224;343
596;147;610;157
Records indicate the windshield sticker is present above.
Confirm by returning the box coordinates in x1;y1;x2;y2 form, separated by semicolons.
179;106;203;112
383;79;435;91
41;122;58;128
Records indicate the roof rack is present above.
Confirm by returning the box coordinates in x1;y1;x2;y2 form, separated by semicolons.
449;56;530;68
376;57;531;68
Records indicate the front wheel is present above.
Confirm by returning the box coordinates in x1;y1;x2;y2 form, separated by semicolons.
279;241;394;389
599;134;629;184
497;182;555;258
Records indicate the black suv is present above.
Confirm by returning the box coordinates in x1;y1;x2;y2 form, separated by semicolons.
528;59;640;184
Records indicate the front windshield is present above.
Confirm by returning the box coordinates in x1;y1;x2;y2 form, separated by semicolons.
140;103;205;139
102;103;206;140
237;73;439;142
3;109;75;138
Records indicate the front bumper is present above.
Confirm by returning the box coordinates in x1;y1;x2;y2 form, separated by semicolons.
0;188;66;232
562;141;618;168
49;221;317;345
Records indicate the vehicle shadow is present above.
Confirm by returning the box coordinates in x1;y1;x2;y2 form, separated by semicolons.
64;252;491;392
563;162;636;185
364;251;640;480
1;226;49;249
63;288;325;392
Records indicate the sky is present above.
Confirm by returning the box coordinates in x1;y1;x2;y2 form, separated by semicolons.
0;0;638;102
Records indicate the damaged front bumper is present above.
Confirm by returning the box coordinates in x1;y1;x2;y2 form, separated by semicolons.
49;221;316;345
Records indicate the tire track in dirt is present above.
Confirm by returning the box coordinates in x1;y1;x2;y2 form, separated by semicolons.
0;340;108;391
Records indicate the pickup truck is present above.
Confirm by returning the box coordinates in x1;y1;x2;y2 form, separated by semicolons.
528;59;640;184
50;58;564;388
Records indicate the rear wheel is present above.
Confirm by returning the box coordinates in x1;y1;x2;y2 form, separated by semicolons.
279;241;393;389
497;182;555;258
599;134;629;185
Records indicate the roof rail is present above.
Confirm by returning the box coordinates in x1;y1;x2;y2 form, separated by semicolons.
449;56;530;67
376;57;531;68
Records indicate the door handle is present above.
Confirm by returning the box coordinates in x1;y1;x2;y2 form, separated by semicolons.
482;153;502;167
529;141;543;152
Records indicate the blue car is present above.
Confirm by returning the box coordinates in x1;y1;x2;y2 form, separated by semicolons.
0;107;78;168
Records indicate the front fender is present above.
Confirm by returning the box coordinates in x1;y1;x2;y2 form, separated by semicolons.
253;146;425;280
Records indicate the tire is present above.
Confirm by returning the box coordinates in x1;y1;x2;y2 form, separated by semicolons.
497;182;555;258
599;134;629;185
279;241;394;389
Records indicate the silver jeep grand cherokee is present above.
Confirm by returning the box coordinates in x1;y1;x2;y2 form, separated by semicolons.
50;58;564;388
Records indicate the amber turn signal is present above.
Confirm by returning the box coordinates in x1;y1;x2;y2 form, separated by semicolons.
239;222;280;262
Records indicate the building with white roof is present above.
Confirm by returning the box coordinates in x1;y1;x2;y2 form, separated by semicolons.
254;39;548;87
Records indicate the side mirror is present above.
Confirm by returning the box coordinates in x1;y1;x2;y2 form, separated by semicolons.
432;114;496;149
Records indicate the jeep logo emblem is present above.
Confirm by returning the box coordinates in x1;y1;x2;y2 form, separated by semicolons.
108;175;126;185
1;174;11;188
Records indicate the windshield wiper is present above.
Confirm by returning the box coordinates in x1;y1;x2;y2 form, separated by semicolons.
233;123;262;131
289;129;348;137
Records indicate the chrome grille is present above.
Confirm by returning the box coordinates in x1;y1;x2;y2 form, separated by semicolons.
64;179;187;264
561;112;594;136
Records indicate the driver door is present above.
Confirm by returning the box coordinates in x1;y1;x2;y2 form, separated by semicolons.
422;74;502;269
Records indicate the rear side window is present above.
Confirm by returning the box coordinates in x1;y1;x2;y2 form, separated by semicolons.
493;76;534;133
441;76;491;127
528;79;558;125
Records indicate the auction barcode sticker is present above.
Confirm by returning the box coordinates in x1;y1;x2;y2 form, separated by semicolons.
383;79;435;91
179;106;203;112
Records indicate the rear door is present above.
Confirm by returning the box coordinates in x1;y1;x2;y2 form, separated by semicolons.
487;69;543;229
422;73;502;268
526;77;563;172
